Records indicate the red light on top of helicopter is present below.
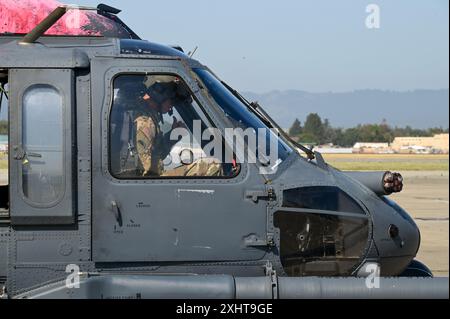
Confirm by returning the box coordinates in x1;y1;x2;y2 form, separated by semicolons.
0;0;117;36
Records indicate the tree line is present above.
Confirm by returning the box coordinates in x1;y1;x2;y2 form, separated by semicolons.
288;113;449;147
1;117;448;148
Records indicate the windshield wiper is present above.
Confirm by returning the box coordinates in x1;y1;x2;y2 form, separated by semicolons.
220;81;315;160
251;101;316;160
220;81;272;127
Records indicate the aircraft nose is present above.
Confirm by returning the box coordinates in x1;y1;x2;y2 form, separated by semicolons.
386;216;420;256
374;197;421;275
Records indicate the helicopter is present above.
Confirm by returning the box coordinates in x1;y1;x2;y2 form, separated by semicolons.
0;2;448;299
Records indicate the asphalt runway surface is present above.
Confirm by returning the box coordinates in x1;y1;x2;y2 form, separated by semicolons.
391;171;449;276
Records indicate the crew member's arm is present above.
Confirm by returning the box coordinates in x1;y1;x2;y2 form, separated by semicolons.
161;116;185;158
135;116;157;176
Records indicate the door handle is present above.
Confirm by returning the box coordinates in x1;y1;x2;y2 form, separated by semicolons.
13;145;42;163
27;152;42;158
13;145;25;160
111;200;123;227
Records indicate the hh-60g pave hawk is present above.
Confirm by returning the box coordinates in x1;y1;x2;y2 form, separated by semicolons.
0;1;448;299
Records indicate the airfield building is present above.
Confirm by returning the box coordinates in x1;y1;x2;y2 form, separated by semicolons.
352;142;391;154
391;134;449;154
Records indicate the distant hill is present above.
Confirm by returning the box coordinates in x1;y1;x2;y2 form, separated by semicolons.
1;89;448;129
242;89;449;129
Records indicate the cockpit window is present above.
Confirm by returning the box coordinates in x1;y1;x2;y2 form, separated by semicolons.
274;211;369;276
283;186;366;215
109;74;239;179
193;69;293;163
279;187;369;275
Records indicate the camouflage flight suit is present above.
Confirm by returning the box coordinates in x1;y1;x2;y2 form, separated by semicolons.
182;158;223;177
162;157;224;177
135;106;224;178
134;108;165;176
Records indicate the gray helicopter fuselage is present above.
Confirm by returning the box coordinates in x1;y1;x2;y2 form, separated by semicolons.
0;35;438;299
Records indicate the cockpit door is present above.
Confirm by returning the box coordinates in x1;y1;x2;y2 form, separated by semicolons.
91;57;269;263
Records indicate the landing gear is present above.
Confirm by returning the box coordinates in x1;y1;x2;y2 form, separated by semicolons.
400;260;433;277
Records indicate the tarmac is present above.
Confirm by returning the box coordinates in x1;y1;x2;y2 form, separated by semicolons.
0;169;448;276
391;171;449;276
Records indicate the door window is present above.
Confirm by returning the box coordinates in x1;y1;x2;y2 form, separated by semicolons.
0;80;8;211
22;85;64;204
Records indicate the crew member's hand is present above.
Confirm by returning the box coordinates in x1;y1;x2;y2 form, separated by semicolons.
172;116;186;129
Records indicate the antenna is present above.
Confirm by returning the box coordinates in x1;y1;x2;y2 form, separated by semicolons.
21;6;69;44
188;46;198;58
20;5;99;44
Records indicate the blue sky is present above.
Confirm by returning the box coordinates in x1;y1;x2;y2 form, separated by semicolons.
69;0;449;93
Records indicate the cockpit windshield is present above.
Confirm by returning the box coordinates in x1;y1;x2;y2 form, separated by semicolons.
0;0;134;38
193;68;293;163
